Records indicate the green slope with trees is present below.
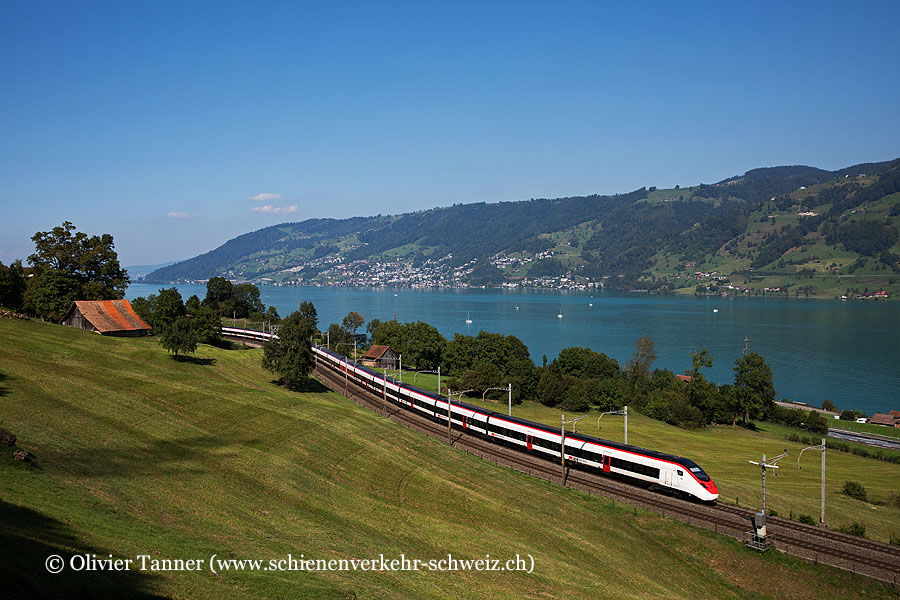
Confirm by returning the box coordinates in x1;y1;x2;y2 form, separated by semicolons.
2;317;898;599
140;158;900;297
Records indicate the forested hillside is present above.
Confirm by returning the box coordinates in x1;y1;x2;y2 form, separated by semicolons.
145;158;900;298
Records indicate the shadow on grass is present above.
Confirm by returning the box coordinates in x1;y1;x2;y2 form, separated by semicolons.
46;434;258;479
270;377;329;394
169;355;216;366
0;371;9;397
0;500;168;599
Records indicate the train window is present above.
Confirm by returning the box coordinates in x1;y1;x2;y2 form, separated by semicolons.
681;459;711;482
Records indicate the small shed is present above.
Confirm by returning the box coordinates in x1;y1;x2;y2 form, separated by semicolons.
868;413;900;428
362;344;399;369
61;300;152;337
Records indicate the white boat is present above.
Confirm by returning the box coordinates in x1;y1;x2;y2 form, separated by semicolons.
465;313;472;324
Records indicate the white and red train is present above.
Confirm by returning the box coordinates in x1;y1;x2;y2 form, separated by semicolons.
311;344;719;503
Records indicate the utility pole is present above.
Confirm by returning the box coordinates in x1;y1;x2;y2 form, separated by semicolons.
798;438;826;527
597;406;628;444
561;413;589;475
743;336;750;356
482;383;513;416
447;389;472;444
748;449;787;514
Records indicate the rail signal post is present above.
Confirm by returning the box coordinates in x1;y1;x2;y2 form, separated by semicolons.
746;449;787;551
798;438;826;527
749;449;787;515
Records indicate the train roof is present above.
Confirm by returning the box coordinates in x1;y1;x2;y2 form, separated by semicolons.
316;345;708;477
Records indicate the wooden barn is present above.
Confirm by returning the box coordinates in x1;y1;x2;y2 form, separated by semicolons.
361;344;399;369
61;300;152;337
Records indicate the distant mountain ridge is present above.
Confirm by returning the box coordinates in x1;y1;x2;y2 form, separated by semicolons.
146;158;900;298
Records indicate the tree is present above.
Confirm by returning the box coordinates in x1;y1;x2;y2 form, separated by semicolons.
185;294;202;314
160;316;198;358
369;319;404;354
191;305;222;345
822;398;838;412
686;349;719;423
626;336;657;391
0;260;27;311
203;277;234;314
555;347;619;381
405;321;446;369
23;269;81;321
298;301;318;328
265;305;280;322
232;283;264;318
152;288;186;332
733;352;776;423
28;221;128;301
342;311;365;337
262;310;316;388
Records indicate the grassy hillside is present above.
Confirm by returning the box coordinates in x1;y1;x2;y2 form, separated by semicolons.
0;318;896;599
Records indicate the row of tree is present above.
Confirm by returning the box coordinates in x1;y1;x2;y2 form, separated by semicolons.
316;316;784;430
131;278;283;359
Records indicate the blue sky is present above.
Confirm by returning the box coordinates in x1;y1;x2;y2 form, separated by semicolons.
1;1;898;266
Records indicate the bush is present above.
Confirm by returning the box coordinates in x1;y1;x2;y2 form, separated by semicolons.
837;522;867;538
887;492;900;509
842;481;868;502
797;514;817;526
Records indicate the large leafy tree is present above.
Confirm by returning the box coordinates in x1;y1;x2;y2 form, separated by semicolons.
442;331;536;403
153;288;186;332
191;304;223;345
368;319;447;369
262;309;317;388
28;221;128;302
733;352;776;423
202;277;234;314
232;283;265;318
554;347;619;381
298;301;318;328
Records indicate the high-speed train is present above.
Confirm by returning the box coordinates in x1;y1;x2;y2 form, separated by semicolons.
312;344;718;502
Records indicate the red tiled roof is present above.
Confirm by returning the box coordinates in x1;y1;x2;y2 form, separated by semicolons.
676;374;692;383
363;345;392;359
68;300;151;333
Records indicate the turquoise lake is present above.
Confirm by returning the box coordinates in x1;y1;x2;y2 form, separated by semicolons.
127;285;900;416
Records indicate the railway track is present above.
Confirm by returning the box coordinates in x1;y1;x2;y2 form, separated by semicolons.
313;364;900;586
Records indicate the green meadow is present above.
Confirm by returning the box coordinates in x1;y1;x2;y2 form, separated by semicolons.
0;318;896;599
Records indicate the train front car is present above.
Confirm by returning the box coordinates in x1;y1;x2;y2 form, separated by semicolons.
675;457;718;502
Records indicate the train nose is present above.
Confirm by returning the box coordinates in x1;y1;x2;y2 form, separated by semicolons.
704;479;718;495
